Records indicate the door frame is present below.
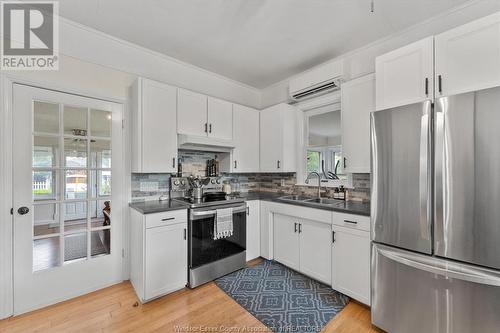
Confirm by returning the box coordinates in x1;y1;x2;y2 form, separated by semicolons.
0;74;130;319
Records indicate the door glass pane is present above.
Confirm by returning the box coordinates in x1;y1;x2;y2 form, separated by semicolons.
90;109;111;137
34;101;59;134
33;170;57;200
34;203;60;237
90;200;111;228
33;136;59;167
64;138;87;167
91;230;110;257
65;170;87;199
90;139;111;168
90;170;111;198
64;232;87;262
64;106;87;135
64;201;87;232
33;236;60;271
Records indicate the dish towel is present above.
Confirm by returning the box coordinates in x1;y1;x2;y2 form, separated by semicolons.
214;208;233;240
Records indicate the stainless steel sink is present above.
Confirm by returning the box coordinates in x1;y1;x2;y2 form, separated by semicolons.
278;195;311;202
304;197;340;205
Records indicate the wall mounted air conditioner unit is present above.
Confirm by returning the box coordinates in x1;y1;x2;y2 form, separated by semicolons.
289;60;343;102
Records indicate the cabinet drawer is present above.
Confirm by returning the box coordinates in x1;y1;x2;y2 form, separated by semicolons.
145;210;187;229
333;212;370;232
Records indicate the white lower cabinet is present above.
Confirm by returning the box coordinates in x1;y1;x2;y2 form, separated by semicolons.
245;200;260;261
273;213;332;284
299;219;332;285
130;209;188;303
332;224;371;305
273;214;300;271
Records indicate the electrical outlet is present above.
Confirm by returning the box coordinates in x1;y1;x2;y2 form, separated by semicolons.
140;181;159;192
280;179;285;187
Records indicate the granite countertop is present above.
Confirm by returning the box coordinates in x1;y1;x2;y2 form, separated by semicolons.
129;199;189;214
129;192;370;217
231;191;371;217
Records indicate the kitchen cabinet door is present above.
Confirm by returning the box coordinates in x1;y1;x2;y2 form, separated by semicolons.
435;12;500;97
144;223;187;301
260;105;283;172
299;219;332;285
376;37;434;110
207;97;233;141
246;200;260;261
341;74;375;173
233;105;260;172
259;104;297;172
273;213;300;271
131;78;177;173
332;225;370;305
177;88;207;137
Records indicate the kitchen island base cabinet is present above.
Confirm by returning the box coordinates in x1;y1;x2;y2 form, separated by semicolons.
332;225;371;305
130;209;188;303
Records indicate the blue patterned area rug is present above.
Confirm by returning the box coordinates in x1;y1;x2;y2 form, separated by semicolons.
215;260;349;332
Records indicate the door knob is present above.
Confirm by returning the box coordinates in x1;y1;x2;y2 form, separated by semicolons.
17;207;30;215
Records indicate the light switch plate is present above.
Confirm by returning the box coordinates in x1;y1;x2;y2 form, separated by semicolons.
140;181;159;192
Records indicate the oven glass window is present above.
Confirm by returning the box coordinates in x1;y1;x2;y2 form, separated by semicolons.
190;210;246;268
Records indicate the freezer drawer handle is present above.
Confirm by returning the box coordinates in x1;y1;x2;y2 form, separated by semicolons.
377;246;500;287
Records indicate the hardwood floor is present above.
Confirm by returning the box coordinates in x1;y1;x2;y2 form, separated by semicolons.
0;258;383;332
0;282;381;333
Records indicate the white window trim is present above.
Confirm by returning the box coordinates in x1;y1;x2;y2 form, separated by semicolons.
295;91;352;188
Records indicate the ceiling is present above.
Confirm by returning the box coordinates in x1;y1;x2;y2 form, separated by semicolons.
54;0;469;88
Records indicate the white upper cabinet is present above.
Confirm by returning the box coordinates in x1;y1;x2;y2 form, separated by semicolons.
435;12;500;97
177;88;208;137
260;103;297;172
376;37;434;110
131;78;178;173
341;74;375;173
232;105;260;172
207;97;233;141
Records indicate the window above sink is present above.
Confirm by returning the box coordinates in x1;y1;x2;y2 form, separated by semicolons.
295;92;351;188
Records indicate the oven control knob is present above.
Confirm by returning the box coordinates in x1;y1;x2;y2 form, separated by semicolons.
216;179;221;184
181;180;186;185
211;179;216;184
174;180;180;186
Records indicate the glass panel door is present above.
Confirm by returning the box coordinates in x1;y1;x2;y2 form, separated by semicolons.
13;84;123;315
32;102;113;270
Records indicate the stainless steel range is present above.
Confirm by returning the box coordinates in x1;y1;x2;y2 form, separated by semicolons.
171;177;247;288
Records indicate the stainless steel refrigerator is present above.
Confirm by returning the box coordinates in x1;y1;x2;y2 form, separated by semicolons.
370;85;500;333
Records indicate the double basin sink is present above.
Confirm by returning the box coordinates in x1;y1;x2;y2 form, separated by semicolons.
277;195;346;208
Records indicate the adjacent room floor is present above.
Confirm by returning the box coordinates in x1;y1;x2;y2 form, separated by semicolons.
0;260;382;333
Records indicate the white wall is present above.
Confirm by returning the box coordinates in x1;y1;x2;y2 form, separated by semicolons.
261;0;500;108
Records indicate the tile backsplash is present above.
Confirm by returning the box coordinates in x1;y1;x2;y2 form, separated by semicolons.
131;173;171;201
222;172;371;202
131;151;371;203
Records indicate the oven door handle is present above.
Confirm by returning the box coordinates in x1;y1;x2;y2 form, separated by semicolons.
190;206;247;219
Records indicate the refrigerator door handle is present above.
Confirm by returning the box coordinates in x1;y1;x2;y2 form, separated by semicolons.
434;98;445;251
377;245;500;287
419;101;431;240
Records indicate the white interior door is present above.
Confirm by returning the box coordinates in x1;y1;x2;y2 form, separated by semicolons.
12;84;124;315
